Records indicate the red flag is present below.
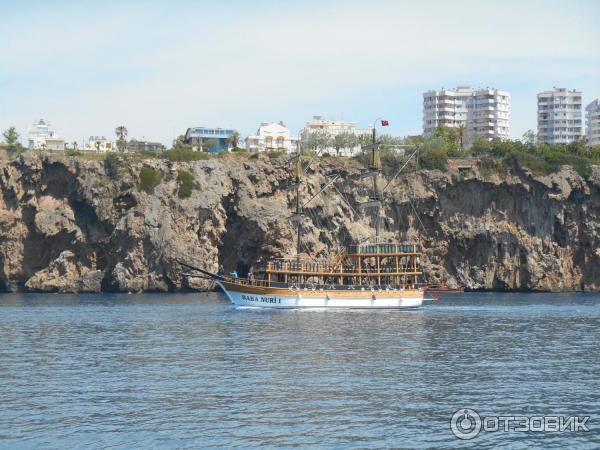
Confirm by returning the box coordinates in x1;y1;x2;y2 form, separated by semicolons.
381;119;389;126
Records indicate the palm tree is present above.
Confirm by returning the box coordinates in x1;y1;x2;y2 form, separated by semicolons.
229;131;240;150
457;124;466;149
115;126;128;153
72;141;78;151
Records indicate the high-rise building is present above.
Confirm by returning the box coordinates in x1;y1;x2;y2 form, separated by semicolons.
299;116;373;157
422;86;511;146
585;99;600;147
537;88;583;144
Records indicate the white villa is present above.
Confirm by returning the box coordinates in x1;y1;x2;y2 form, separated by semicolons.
245;122;299;153
28;119;65;151
84;136;115;152
299;116;373;156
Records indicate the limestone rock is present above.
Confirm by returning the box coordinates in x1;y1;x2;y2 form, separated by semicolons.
25;250;103;293
0;153;598;293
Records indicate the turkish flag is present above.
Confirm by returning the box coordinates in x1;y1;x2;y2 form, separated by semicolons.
381;119;389;126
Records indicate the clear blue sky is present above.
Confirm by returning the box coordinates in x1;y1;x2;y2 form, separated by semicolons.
1;0;599;145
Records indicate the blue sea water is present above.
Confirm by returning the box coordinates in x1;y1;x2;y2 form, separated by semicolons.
0;292;599;449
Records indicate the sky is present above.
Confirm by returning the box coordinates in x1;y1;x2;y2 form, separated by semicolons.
1;0;599;146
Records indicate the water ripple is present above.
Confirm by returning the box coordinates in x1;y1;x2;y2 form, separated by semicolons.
0;292;599;448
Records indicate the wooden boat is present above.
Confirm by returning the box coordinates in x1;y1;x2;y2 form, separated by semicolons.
183;122;425;309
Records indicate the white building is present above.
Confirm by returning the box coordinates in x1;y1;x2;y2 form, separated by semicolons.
422;86;511;146
245;122;299;153
27;119;65;151
84;136;114;152
537;88;583;144
585;99;600;147
299;116;373;156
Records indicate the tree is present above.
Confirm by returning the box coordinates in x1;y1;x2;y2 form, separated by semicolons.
2;127;21;153
115;126;128;153
72;141;78;151
303;131;331;155
172;135;193;151
522;130;537;147
433;126;460;152
203;138;219;152
229;131;240;149
332;132;357;156
569;138;590;157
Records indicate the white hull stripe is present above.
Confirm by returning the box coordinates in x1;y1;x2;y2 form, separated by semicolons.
216;282;423;309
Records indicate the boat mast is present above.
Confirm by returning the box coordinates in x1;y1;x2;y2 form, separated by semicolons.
370;126;382;242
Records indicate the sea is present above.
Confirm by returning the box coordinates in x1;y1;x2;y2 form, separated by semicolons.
0;292;599;449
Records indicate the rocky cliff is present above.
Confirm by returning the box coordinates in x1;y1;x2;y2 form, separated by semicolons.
0;153;598;293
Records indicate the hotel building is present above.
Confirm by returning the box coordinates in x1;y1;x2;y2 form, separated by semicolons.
537;88;583;144
585;99;600;147
422;86;511;146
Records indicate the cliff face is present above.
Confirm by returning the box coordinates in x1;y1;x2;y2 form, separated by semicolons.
0;153;598;293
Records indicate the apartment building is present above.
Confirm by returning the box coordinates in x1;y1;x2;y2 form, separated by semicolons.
422;86;511;146
299;116;373;156
537;88;583;144
586;99;600;147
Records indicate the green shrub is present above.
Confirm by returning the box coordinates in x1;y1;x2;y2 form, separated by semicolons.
104;153;122;179
65;149;82;157
545;153;591;179
508;151;592;179
162;148;209;162
479;156;503;178
267;151;284;159
177;170;200;199
419;148;448;171
230;147;246;153
138;166;162;193
509;152;552;176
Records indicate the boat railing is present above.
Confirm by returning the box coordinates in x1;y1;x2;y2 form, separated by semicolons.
223;276;425;291
345;243;421;255
257;260;420;275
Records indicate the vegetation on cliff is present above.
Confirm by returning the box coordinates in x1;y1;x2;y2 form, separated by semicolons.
176;170;200;199
138;166;162;193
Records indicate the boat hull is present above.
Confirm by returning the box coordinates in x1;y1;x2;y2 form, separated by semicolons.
216;281;423;309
